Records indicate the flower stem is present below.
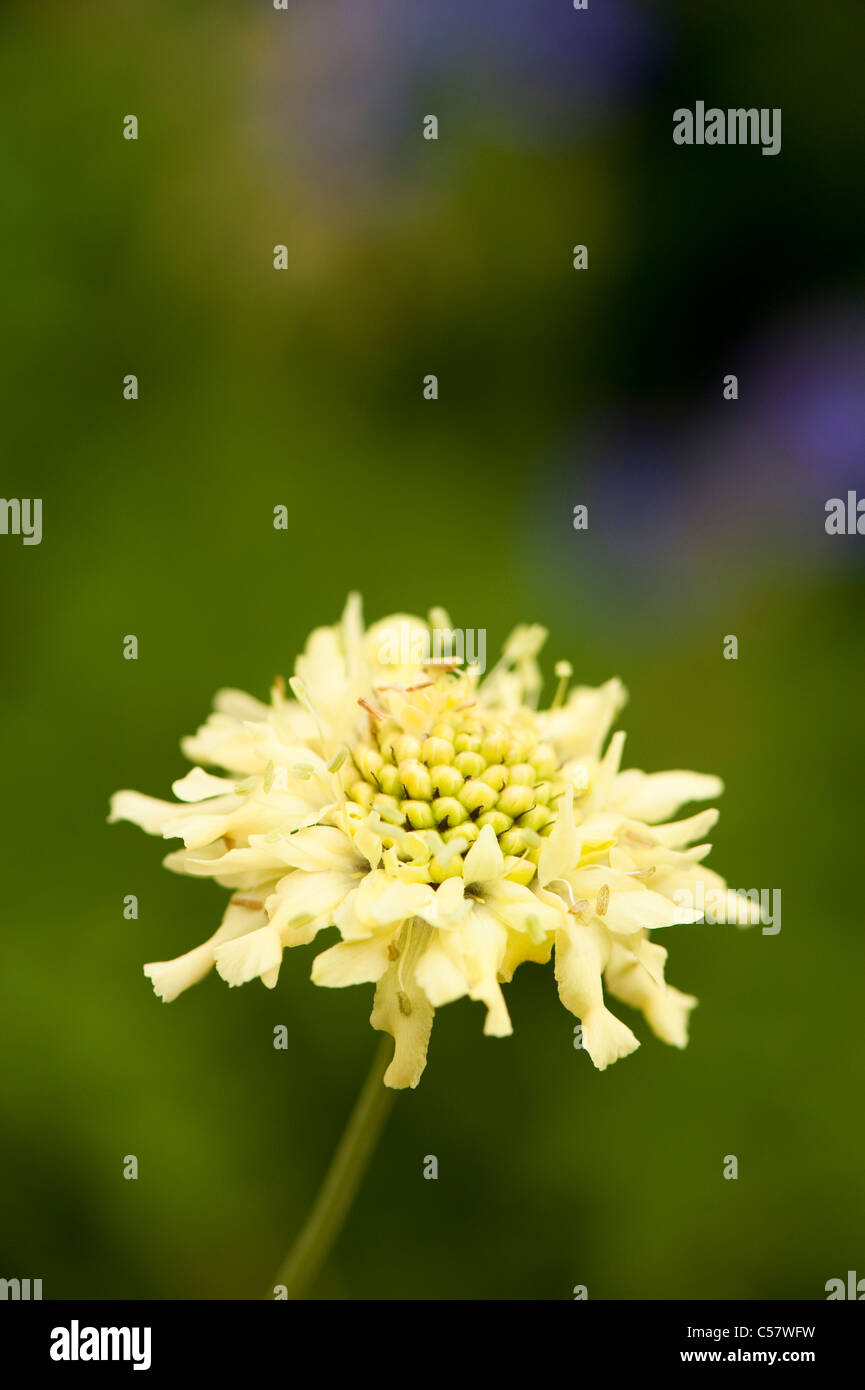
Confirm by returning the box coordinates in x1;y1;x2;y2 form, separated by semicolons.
268;1035;396;1299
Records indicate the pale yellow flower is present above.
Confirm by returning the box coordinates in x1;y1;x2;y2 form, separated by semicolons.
110;595;758;1087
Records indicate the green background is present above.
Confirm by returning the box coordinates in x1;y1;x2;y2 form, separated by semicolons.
1;0;863;1299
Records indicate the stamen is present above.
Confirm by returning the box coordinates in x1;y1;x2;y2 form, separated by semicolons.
551;660;573;710
289;676;314;713
547;876;576;907
326;747;348;773
358;697;385;722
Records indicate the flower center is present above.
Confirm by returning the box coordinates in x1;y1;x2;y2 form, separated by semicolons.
345;692;567;883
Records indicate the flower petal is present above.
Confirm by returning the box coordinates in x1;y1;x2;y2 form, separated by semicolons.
538;782;581;887
335;872;433;938
555;918;640;1068
420;876;471;928
213;923;283;988
312;936;392;987
371;961;435;1090
463;823;504;885
603;886;702;934
613;771;723;823
482;880;564;939
143;899;266;1002
171;768;238;802
581;1006;641;1069
266;869;353;944
651;808;720;848
605;944;697;1048
415;938;469;1006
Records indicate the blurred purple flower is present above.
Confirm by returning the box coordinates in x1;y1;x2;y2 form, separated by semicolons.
538;301;865;617
745;305;865;494
254;0;663;192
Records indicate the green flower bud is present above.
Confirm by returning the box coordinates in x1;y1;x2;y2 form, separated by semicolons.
507;763;535;787
378;764;403;797
517;805;556;833
373;795;404;825
432;796;469;828
529;744;558;780
350;780;375;809
480;763;509;791
377;723;401;759
354;746;384;784
443;821;478;845
393;734;422;763
498;784;535;818
481;732;509;764
431;721;455;741
454;751;485;779
431;764;463;797
404;800;435;829
459;779;498;814
499;827;541;856
422;736;454;766
476;810;513;836
399;759;433;800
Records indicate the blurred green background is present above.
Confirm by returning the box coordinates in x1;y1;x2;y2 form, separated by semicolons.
1;0;864;1300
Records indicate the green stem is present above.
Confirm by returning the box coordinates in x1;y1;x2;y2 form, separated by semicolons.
269;1035;396;1299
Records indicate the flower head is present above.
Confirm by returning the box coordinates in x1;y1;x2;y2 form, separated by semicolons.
110;596;758;1088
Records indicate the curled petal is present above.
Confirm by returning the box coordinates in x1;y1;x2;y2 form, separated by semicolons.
651;808;720;848
555;918;639;1068
144;900;266;1002
605;945;697;1048
214;923;284;989
581;1007;641;1069
371;960;434;1090
420;876;471;929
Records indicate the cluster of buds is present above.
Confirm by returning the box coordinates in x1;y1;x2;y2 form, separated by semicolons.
344;683;572;885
